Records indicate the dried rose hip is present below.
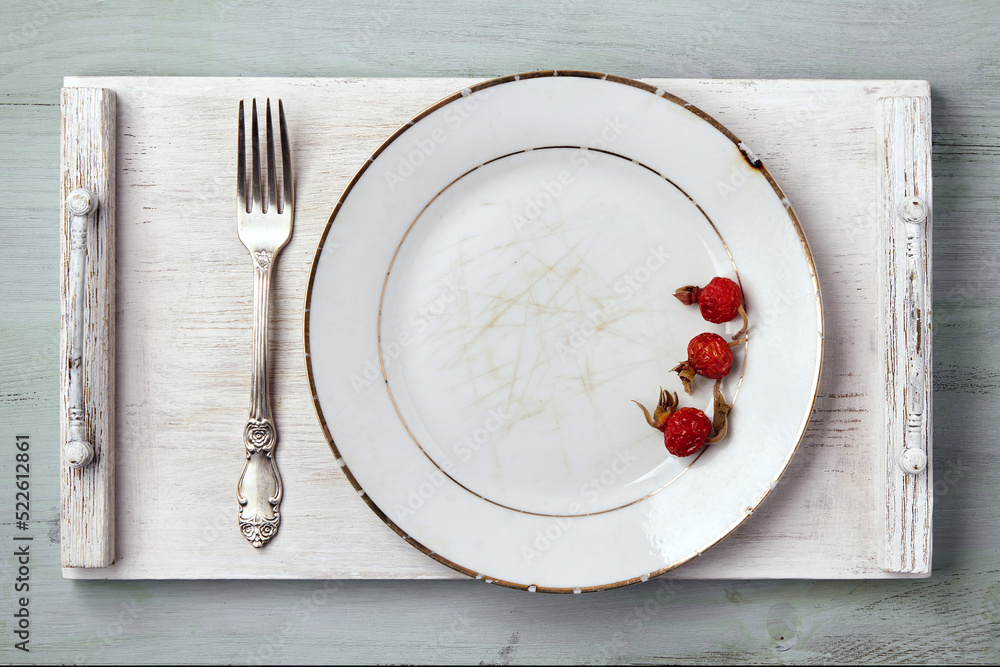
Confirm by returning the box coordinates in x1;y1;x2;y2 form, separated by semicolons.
674;276;748;339
662;407;713;457
633;382;732;457
672;332;738;394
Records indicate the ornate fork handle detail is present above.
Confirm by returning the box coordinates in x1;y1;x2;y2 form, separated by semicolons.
238;419;281;547
235;98;293;548
237;250;284;547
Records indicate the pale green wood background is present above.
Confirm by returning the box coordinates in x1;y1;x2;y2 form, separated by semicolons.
2;0;999;664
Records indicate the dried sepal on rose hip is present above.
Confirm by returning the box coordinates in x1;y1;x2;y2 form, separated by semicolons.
708;378;731;442
672;332;745;394
674;276;748;340
633;387;679;431
633;381;732;457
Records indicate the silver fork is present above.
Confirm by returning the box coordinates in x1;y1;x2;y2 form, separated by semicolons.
236;98;293;548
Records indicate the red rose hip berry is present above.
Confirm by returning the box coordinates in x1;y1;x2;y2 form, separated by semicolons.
662;407;713;457
672;332;735;394
674;276;748;339
633;386;732;457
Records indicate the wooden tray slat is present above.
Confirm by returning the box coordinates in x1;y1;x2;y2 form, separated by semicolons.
59;87;116;568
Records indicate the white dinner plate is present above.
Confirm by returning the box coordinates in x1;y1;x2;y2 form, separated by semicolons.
305;71;823;592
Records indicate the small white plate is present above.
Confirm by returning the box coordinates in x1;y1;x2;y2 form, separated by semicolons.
305;71;823;592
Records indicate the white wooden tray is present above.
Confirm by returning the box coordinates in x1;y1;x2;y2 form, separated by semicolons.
59;76;932;580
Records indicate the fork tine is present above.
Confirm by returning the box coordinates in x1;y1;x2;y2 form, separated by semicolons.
237;100;246;213
265;99;277;215
251;99;262;213
278;99;292;215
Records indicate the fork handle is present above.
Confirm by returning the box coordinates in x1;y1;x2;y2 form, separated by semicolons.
237;250;283;547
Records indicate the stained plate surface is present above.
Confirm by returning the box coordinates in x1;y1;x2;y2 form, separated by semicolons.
306;71;823;592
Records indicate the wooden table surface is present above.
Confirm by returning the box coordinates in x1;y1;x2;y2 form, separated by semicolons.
2;1;998;663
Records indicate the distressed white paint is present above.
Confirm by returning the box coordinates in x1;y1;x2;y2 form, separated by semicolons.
64;188;97;468
58;76;931;581
59;87;116;568
877;95;933;574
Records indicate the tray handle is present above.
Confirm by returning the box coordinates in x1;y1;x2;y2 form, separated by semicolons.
60;87;116;568
65;188;97;468
876;93;933;574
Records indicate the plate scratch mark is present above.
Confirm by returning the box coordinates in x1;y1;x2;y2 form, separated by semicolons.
437;278;537;370
454;235;482;406
522;240;608;312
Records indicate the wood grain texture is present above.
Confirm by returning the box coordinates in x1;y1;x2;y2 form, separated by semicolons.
877;95;933;574
2;0;1000;664
59;87;116;568
56;76;929;581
